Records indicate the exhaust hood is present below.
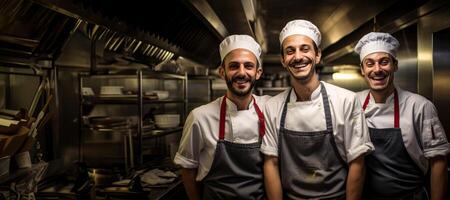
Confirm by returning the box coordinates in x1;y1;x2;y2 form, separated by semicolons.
0;0;78;67
34;0;222;68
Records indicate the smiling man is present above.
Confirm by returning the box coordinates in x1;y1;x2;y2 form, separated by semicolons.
261;19;374;199
355;32;449;200
174;34;270;200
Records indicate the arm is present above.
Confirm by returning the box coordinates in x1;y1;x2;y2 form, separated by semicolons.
181;168;201;200
430;155;448;200
264;155;282;200
173;111;204;200
346;155;365;200
417;101;450;199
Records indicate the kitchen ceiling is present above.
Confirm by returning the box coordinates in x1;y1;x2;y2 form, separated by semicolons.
1;0;436;69
209;0;429;65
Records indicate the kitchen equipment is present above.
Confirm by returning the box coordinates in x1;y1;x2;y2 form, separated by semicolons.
15;151;31;168
0;126;29;157
102;186;149;199
89;168;122;186
100;86;124;95
0;156;10;176
88;116;129;129
154;114;180;129
145;90;169;100
81;87;95;96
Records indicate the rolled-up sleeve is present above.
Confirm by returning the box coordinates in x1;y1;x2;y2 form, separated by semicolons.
261;100;279;157
344;96;374;163
420;102;450;158
173;111;204;168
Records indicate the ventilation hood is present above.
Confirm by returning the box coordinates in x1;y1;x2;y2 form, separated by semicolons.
34;0;222;68
0;0;78;68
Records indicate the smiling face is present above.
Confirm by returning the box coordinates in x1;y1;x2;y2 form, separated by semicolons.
361;52;398;92
219;49;262;97
280;35;321;83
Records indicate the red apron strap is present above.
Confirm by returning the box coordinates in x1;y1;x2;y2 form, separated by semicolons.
219;95;227;140
252;96;266;138
363;89;400;128
219;95;266;139
362;92;370;111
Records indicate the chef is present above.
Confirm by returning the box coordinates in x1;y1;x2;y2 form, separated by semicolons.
355;32;449;200
261;19;374;199
173;34;270;200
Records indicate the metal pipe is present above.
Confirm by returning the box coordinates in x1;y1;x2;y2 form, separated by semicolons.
137;69;143;165
90;29;100;75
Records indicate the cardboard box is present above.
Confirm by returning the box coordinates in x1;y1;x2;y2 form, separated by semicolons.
0;126;30;157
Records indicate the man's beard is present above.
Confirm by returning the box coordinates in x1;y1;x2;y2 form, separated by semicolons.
225;74;256;97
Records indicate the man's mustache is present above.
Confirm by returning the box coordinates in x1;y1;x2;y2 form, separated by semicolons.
288;57;312;67
231;75;251;82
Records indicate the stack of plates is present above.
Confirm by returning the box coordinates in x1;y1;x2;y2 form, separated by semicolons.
100;86;124;95
154;114;179;129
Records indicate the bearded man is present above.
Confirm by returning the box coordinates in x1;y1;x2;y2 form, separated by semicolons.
174;34;270;200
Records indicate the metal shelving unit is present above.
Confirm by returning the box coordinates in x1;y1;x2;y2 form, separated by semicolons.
78;69;187;167
187;75;218;113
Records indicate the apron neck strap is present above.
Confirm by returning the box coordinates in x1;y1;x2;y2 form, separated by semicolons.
363;89;399;128
320;83;333;131
280;82;332;132
219;95;265;140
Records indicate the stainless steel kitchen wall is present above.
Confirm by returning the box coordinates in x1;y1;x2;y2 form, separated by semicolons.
433;27;450;139
1;74;39;110
417;4;450;138
56;69;82;167
393;24;418;93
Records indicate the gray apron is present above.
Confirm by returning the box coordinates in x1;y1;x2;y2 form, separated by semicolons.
202;95;265;200
362;90;428;200
279;83;347;199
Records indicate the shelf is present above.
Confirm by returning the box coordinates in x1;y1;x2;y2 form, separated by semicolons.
257;87;289;91
142;127;182;139
188;99;210;103
82;96;185;104
79;70;187;166
80;70;186;80
187;75;218;80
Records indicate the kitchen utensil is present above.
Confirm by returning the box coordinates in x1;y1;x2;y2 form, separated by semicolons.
29;94;53;138
29;80;46;117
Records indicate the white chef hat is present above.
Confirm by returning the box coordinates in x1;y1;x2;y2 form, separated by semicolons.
355;32;400;61
219;34;262;66
279;19;321;46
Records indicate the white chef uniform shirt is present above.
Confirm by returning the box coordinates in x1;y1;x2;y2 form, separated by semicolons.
356;87;450;173
261;81;374;163
174;94;271;181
